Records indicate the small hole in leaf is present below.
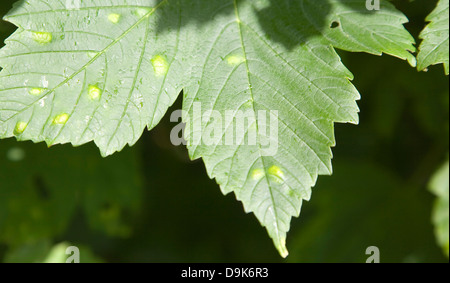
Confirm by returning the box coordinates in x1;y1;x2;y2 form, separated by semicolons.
330;21;340;29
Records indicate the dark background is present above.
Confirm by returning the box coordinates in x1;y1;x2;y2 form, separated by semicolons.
0;0;448;262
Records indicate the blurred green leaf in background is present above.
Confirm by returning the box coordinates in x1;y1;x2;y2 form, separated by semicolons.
428;160;449;257
0;0;448;263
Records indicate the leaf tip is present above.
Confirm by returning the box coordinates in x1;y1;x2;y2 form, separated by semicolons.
277;237;289;258
407;55;417;68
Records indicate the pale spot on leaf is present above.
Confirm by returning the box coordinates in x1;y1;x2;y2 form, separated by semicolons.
14;121;27;135
32;32;52;44
252;168;265;181
268;165;285;183
226;55;245;66
88;85;102;100
53;113;69;125
29;88;44;96
136;8;151;18
151;55;169;77
108;13;121;24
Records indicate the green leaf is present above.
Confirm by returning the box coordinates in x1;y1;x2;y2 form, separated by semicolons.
0;0;415;256
300;0;417;66
429;160;449;257
417;0;449;74
0;0;182;156
183;0;415;257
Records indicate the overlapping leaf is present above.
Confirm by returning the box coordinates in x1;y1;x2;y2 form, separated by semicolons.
0;0;415;256
417;0;449;74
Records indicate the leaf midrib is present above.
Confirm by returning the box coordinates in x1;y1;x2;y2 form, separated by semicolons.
232;0;283;245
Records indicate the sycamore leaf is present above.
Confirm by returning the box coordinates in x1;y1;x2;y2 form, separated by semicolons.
417;0;449;74
181;0;415;257
0;0;182;156
0;0;415;257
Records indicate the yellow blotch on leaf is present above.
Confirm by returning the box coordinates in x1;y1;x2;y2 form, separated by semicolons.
108;13;121;24
136;8;151;18
226;55;245;66
268;165;285;183
87;52;98;59
88;85;102;100
14;121;27;135
151;55;169;77
29;88;44;96
53;113;69;125
252;169;265;181
32;32;52;44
